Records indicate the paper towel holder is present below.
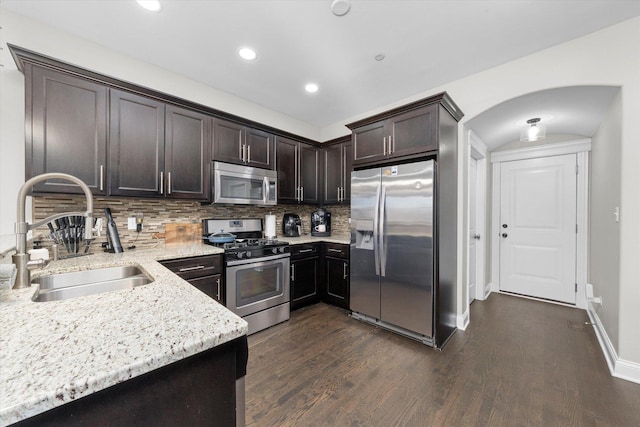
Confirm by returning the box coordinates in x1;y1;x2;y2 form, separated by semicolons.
264;214;277;239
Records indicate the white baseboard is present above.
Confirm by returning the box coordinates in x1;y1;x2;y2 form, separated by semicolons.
457;309;469;331
587;301;640;385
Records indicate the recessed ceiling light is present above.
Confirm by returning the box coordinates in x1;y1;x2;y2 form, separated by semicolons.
375;53;386;61
305;83;319;93
238;47;257;61
136;0;162;12
331;0;351;16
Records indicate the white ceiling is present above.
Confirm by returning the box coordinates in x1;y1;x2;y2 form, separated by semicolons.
3;0;640;139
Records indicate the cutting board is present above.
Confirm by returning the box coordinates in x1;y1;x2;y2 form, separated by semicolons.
164;223;202;245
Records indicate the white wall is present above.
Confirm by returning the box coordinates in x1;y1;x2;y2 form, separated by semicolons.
325;17;640;365
590;91;622;351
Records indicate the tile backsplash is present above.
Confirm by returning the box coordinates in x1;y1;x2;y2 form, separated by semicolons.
33;196;350;250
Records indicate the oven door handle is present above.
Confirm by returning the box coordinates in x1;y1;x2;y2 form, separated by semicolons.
226;252;290;267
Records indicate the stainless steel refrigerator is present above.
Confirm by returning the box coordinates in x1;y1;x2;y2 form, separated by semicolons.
350;160;443;346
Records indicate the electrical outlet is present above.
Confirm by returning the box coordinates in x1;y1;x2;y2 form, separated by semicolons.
128;217;137;230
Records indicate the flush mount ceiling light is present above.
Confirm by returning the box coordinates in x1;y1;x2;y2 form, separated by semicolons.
331;0;351;16
136;0;162;12
520;117;546;142
374;53;386;61
305;83;319;93
238;47;257;61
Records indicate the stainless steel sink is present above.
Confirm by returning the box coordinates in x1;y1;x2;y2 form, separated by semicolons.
32;265;153;302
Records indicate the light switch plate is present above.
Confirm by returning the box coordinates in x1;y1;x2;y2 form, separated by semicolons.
128;217;137;230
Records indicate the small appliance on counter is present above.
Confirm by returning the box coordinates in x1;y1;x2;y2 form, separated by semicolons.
103;207;123;253
282;213;302;237
311;208;331;237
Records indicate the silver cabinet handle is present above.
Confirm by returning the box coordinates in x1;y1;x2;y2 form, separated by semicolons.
240;144;245;162
167;172;172;195
301;186;304;202
328;248;342;254
179;265;206;272
383;136;387;155
215;277;221;301
388;135;393;154
343;262;348;280
290;264;295;281
299;248;313;253
99;165;104;191
159;171;164;195
247;145;251;163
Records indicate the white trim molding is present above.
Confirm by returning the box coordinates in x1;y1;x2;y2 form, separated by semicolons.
490;138;592;163
457;309;470;331
587;302;640;384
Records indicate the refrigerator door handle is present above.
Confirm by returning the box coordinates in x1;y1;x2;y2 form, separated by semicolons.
379;184;387;277
373;182;381;276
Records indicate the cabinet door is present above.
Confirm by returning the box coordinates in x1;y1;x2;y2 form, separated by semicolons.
165;105;211;200
300;143;320;204
29;66;108;195
276;137;299;203
352;120;386;164
291;257;320;310
212;118;244;165
245;128;274;170
325;257;349;309
188;274;224;303
323;144;342;204
389;105;438;157
109;90;165;197
342;141;353;202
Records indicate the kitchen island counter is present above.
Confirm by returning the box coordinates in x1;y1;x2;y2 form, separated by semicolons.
0;243;245;426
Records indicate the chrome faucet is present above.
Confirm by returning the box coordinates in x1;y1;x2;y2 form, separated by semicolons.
12;173;94;289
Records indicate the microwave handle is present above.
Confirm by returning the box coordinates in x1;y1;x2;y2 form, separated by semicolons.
263;176;270;204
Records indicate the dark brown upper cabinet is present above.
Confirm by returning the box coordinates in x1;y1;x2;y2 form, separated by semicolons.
109;89;166;198
348;93;463;167
276;137;320;204
110;90;210;200
26;65;108;195
165;105;211;200
323;139;352;204
212;118;274;170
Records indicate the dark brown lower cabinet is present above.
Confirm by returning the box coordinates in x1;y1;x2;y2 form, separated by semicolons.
14;336;248;427
160;254;224;303
290;242;350;311
290;243;322;310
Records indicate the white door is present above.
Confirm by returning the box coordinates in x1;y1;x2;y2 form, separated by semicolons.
499;154;577;304
468;157;478;305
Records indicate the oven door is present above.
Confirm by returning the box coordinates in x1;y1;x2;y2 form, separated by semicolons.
226;253;290;318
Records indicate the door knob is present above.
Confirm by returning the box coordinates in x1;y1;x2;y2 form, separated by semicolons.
501;233;508;238
473;234;481;240
502;224;508;228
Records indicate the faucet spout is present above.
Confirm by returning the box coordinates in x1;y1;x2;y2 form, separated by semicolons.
12;173;94;289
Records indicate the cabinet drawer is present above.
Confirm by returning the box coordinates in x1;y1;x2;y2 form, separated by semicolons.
324;243;349;259
160;255;223;280
290;243;321;259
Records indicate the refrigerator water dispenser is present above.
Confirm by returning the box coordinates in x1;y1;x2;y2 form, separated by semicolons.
354;219;374;250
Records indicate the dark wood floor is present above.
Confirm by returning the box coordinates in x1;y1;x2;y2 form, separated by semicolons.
246;294;640;426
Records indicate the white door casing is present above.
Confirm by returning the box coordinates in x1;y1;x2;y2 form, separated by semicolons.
468;157;478;305
499;154;577;304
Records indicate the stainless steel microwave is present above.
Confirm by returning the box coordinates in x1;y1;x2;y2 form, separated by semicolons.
212;161;277;205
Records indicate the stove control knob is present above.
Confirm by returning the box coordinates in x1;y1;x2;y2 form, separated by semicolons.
236;251;244;259
279;247;286;253
272;247;278;254
245;251;252;258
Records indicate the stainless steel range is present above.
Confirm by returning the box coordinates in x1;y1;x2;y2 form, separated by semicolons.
203;218;290;335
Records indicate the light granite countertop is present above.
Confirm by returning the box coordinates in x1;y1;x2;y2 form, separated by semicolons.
279;233;350;245
0;243;245;426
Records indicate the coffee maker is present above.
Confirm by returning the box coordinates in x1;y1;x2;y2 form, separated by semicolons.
282;213;302;237
311;208;331;237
